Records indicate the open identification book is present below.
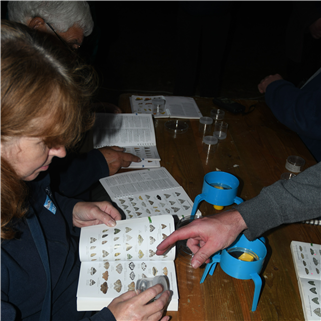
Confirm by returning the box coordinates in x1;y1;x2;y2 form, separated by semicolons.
130;95;203;119
99;167;201;220
93;113;160;168
76;215;178;311
290;241;321;321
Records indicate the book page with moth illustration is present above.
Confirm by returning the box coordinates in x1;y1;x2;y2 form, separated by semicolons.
99;167;201;220
77;215;179;311
290;241;321;321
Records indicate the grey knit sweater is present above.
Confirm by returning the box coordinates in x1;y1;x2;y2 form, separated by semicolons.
234;162;321;240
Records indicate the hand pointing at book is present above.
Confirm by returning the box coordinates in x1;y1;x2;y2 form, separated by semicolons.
156;211;248;268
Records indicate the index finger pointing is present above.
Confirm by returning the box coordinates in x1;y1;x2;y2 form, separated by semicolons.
156;224;199;255
122;152;141;163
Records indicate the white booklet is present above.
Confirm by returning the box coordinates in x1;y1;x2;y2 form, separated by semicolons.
99;167;201;220
92;113;160;168
76;215;178;311
130;95;203;119
290;241;321;321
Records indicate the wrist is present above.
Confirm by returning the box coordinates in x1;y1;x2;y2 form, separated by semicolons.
214;210;248;235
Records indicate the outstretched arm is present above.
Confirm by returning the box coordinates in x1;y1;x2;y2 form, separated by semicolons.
157;163;321;269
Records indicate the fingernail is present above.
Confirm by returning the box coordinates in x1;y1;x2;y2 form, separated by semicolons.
109;220;116;227
191;260;200;269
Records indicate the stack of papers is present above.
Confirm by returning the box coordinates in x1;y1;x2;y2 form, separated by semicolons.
130;95;203;119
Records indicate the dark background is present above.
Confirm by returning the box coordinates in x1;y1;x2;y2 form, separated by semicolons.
86;1;292;104
1;1;317;105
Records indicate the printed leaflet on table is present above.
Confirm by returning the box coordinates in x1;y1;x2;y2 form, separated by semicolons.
290;241;321;321
130;95;203;119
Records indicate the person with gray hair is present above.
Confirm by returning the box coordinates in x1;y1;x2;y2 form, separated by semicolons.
7;1;93;51
7;1;142;202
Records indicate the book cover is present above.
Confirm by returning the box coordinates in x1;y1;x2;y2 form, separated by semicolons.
76;215;179;311
290;241;321;321
99;167;201;220
130;95;203;119
92;113;161;168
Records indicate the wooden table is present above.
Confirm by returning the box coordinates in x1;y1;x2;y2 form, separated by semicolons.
119;93;320;321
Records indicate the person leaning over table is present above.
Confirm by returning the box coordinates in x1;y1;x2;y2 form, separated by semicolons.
157;162;321;269
1;20;170;321
257;69;321;162
7;0;141;202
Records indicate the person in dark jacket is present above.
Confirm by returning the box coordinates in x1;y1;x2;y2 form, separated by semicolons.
1;20;170;321
257;70;321;162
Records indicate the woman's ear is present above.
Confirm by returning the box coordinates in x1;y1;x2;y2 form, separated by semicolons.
28;17;47;32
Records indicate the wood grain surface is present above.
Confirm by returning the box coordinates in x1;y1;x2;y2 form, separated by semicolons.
118;94;320;321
